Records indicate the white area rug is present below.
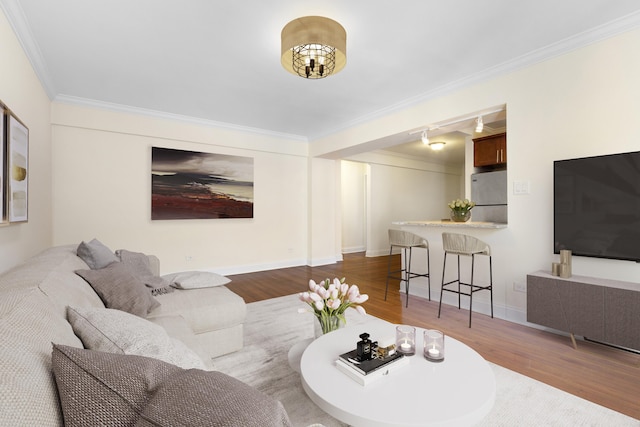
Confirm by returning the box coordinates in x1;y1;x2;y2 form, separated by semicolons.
212;294;639;427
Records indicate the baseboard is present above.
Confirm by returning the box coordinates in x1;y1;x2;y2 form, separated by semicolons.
342;245;366;254
308;255;342;267
213;258;308;276
366;248;389;257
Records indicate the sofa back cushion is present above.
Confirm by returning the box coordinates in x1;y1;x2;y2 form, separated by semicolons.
0;245;106;318
0;245;85;292
0;288;83;426
38;246;106;316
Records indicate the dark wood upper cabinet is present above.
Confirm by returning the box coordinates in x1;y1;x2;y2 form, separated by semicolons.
473;132;506;167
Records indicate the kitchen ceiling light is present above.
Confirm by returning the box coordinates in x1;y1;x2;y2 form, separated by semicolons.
421;130;429;145
475;116;484;133
429;141;446;151
281;16;347;79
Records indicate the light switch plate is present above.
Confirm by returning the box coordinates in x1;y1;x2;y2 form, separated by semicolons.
513;180;530;195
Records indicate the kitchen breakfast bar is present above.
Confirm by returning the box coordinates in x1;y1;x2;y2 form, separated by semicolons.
390;220;508;314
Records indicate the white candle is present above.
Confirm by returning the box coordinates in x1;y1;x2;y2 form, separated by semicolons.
400;342;411;351
428;347;440;358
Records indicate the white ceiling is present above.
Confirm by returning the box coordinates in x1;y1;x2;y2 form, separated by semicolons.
3;0;640;163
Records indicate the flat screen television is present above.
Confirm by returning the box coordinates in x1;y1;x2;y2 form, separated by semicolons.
554;151;640;262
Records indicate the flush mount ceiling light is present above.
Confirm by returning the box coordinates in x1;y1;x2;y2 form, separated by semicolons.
429;141;446;151
281;16;347;79
475;116;484;133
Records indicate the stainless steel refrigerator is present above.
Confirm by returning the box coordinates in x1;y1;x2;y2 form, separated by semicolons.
471;170;508;223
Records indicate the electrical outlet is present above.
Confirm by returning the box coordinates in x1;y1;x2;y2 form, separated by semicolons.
513;281;526;292
185;255;193;262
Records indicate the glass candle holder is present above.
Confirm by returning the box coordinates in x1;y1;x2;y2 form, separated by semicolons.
395;325;416;356
423;329;445;362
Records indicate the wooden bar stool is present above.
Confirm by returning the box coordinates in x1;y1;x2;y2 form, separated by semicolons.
384;229;431;307
438;232;493;327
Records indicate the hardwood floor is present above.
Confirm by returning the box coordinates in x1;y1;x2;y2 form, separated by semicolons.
226;252;640;420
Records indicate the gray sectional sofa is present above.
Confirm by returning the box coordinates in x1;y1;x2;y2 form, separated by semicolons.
0;243;291;426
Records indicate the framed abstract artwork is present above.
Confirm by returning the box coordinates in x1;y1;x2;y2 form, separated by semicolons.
151;147;254;220
7;113;29;223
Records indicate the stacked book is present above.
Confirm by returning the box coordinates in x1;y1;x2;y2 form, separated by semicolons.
335;349;409;386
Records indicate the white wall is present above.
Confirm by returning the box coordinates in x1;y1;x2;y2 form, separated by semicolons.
0;11;52;273
3;4;640;328
367;162;461;257
307;157;341;266
50;103;313;274
342;151;463;257
340;161;367;253
311;28;640;322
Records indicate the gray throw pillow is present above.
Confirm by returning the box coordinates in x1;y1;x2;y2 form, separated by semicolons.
51;344;292;427
76;239;119;269
116;249;174;295
67;306;206;370
76;262;160;317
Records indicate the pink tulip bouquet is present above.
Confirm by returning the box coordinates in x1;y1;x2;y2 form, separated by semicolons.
299;277;368;335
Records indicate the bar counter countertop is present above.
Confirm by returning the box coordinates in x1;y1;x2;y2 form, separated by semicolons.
393;220;507;229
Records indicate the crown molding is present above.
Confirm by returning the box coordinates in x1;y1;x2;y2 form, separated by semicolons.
0;0;57;99
308;10;640;141
54;95;308;142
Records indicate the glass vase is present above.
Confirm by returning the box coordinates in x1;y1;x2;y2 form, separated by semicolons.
314;313;345;338
450;209;471;222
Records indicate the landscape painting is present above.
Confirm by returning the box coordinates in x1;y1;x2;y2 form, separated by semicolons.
151;147;254;220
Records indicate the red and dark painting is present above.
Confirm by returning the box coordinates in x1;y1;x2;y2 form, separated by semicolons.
151;147;254;220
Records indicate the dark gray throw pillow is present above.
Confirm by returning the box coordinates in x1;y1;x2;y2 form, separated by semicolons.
76;238;119;269
51;344;292;427
76;262;160;317
116;249;174;296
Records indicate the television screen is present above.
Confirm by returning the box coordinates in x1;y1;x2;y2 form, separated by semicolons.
554;151;640;262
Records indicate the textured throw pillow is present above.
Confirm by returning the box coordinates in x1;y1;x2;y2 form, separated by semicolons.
163;270;231;289
67;306;206;370
75;262;160;317
76;238;119;269
51;344;292;427
116;249;174;295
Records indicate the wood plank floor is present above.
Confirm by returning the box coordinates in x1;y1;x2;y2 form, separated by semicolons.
226;252;640;420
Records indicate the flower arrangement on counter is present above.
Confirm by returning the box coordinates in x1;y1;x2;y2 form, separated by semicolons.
298;277;368;334
448;198;476;212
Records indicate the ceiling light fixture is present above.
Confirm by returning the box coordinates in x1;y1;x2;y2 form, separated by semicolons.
421;130;429;145
429;141;446;151
281;16;347;79
475;116;484;133
409;106;505;137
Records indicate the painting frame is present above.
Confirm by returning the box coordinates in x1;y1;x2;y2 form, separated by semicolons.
151;147;254;220
0;107;6;225
7;112;29;223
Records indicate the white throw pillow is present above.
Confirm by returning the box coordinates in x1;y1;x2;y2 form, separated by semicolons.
67;306;207;370
162;271;231;289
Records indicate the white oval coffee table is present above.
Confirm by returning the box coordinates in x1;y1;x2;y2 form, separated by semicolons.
300;318;495;427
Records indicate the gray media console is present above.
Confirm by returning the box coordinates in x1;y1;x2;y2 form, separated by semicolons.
526;271;640;351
